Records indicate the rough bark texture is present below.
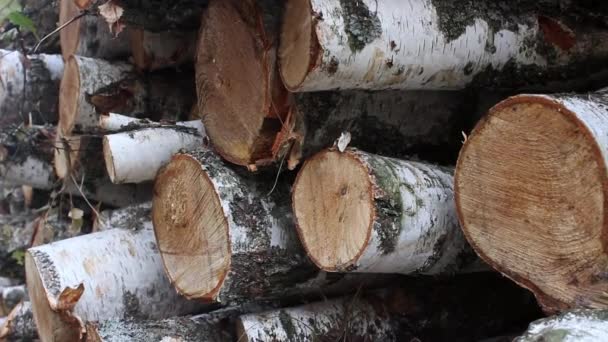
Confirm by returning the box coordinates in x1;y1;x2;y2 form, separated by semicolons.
196;0;289;168
94;202;152;231
26;228;207;342
59;0;131;60
0;50;63;126
103;121;206;184
273;90;473;169
516;310;608;342
85;0;208;31
59;55;195;135
0;301;37;341
280;0;608;92
293;148;474;274
1;125;56;190
455;89;608;313
154;148;392;305
130;29;197;71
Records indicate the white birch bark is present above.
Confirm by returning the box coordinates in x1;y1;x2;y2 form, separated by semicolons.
0;156;55;190
0;285;27;314
516;310;608;342
26;228;207;342
94;202;152;231
280;0;608;91
0;301;37;341
293;148;473;274
237;296;397;341
98;113;141;131
0;50;63;126
103;121;206;183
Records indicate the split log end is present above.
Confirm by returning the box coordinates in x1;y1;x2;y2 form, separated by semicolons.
58;55;81;136
279;0;316;91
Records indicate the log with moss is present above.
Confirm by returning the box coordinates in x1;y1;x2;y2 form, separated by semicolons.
196;0;289;168
280;0;608;92
153;148;392;305
455;89;608;313
0;50;63;126
292;147;474;274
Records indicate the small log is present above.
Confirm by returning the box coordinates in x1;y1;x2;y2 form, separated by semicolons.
59;0;131;60
153;148;391;305
58;55;195;135
26;228;207;342
196;0;289;167
0;301;37;341
93;202;152;231
0;286;27;315
455;90;608;312
256;90;473;169
103;121;206;184
0;50;63;126
516;310;608;342
279;0;608;92
130;29;197;71
292;148;473;274
237;296;398;341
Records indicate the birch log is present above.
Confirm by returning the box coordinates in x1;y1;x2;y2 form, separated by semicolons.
279;0;608;92
455;90;608;313
293;148;474;274
93;202;152;231
58;55;195;135
130;29;197;71
103;121;206;183
59;0;131;60
196;0;289;168
153;148;391;305
0;286;27;315
237;296;398;341
252;90;472;169
516;310;608;342
0;301;37;341
25;228;207;342
0;50;63;126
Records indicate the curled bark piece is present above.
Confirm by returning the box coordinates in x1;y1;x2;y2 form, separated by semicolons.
516;310;608;342
153;148;391;304
455;90;608;313
26;228;207;342
280;0;608;91
103;121;206;184
0;50;63;126
196;0;289;167
0;301;37;341
59;0;131;60
130;29;197;71
293;148;474;274
59;55;195;135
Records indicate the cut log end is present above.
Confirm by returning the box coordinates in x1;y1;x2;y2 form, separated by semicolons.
293;150;374;271
53;133;82;180
25;252;79;342
59;0;82;61
279;0;314;91
102;136;116;183
59;56;81;136
456;95;607;311
153;154;230;301
197;0;284;166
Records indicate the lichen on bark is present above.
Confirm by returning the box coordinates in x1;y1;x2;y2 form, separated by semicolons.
338;0;382;52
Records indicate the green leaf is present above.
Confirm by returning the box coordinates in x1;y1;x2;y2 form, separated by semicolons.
11;250;25;266
7;11;38;40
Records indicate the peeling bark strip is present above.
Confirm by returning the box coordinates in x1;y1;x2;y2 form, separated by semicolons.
196;0;289;167
153;148;390;305
25;228;207;342
58;55;195;135
130;29;197;71
455;90;608;313
293;148;473;274
0;50;63;126
59;0;131;61
0;301;37;341
280;0;608;91
515;310;608;342
103;120;206;184
85;316;232;342
270;90;472;169
237;295;398;341
1;125;56;190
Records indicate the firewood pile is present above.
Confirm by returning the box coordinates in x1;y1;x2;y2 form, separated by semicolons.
1;0;608;341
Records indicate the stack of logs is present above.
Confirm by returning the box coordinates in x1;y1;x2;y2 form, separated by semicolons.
1;0;608;341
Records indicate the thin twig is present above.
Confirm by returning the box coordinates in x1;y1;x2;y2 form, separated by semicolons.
32;10;89;53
